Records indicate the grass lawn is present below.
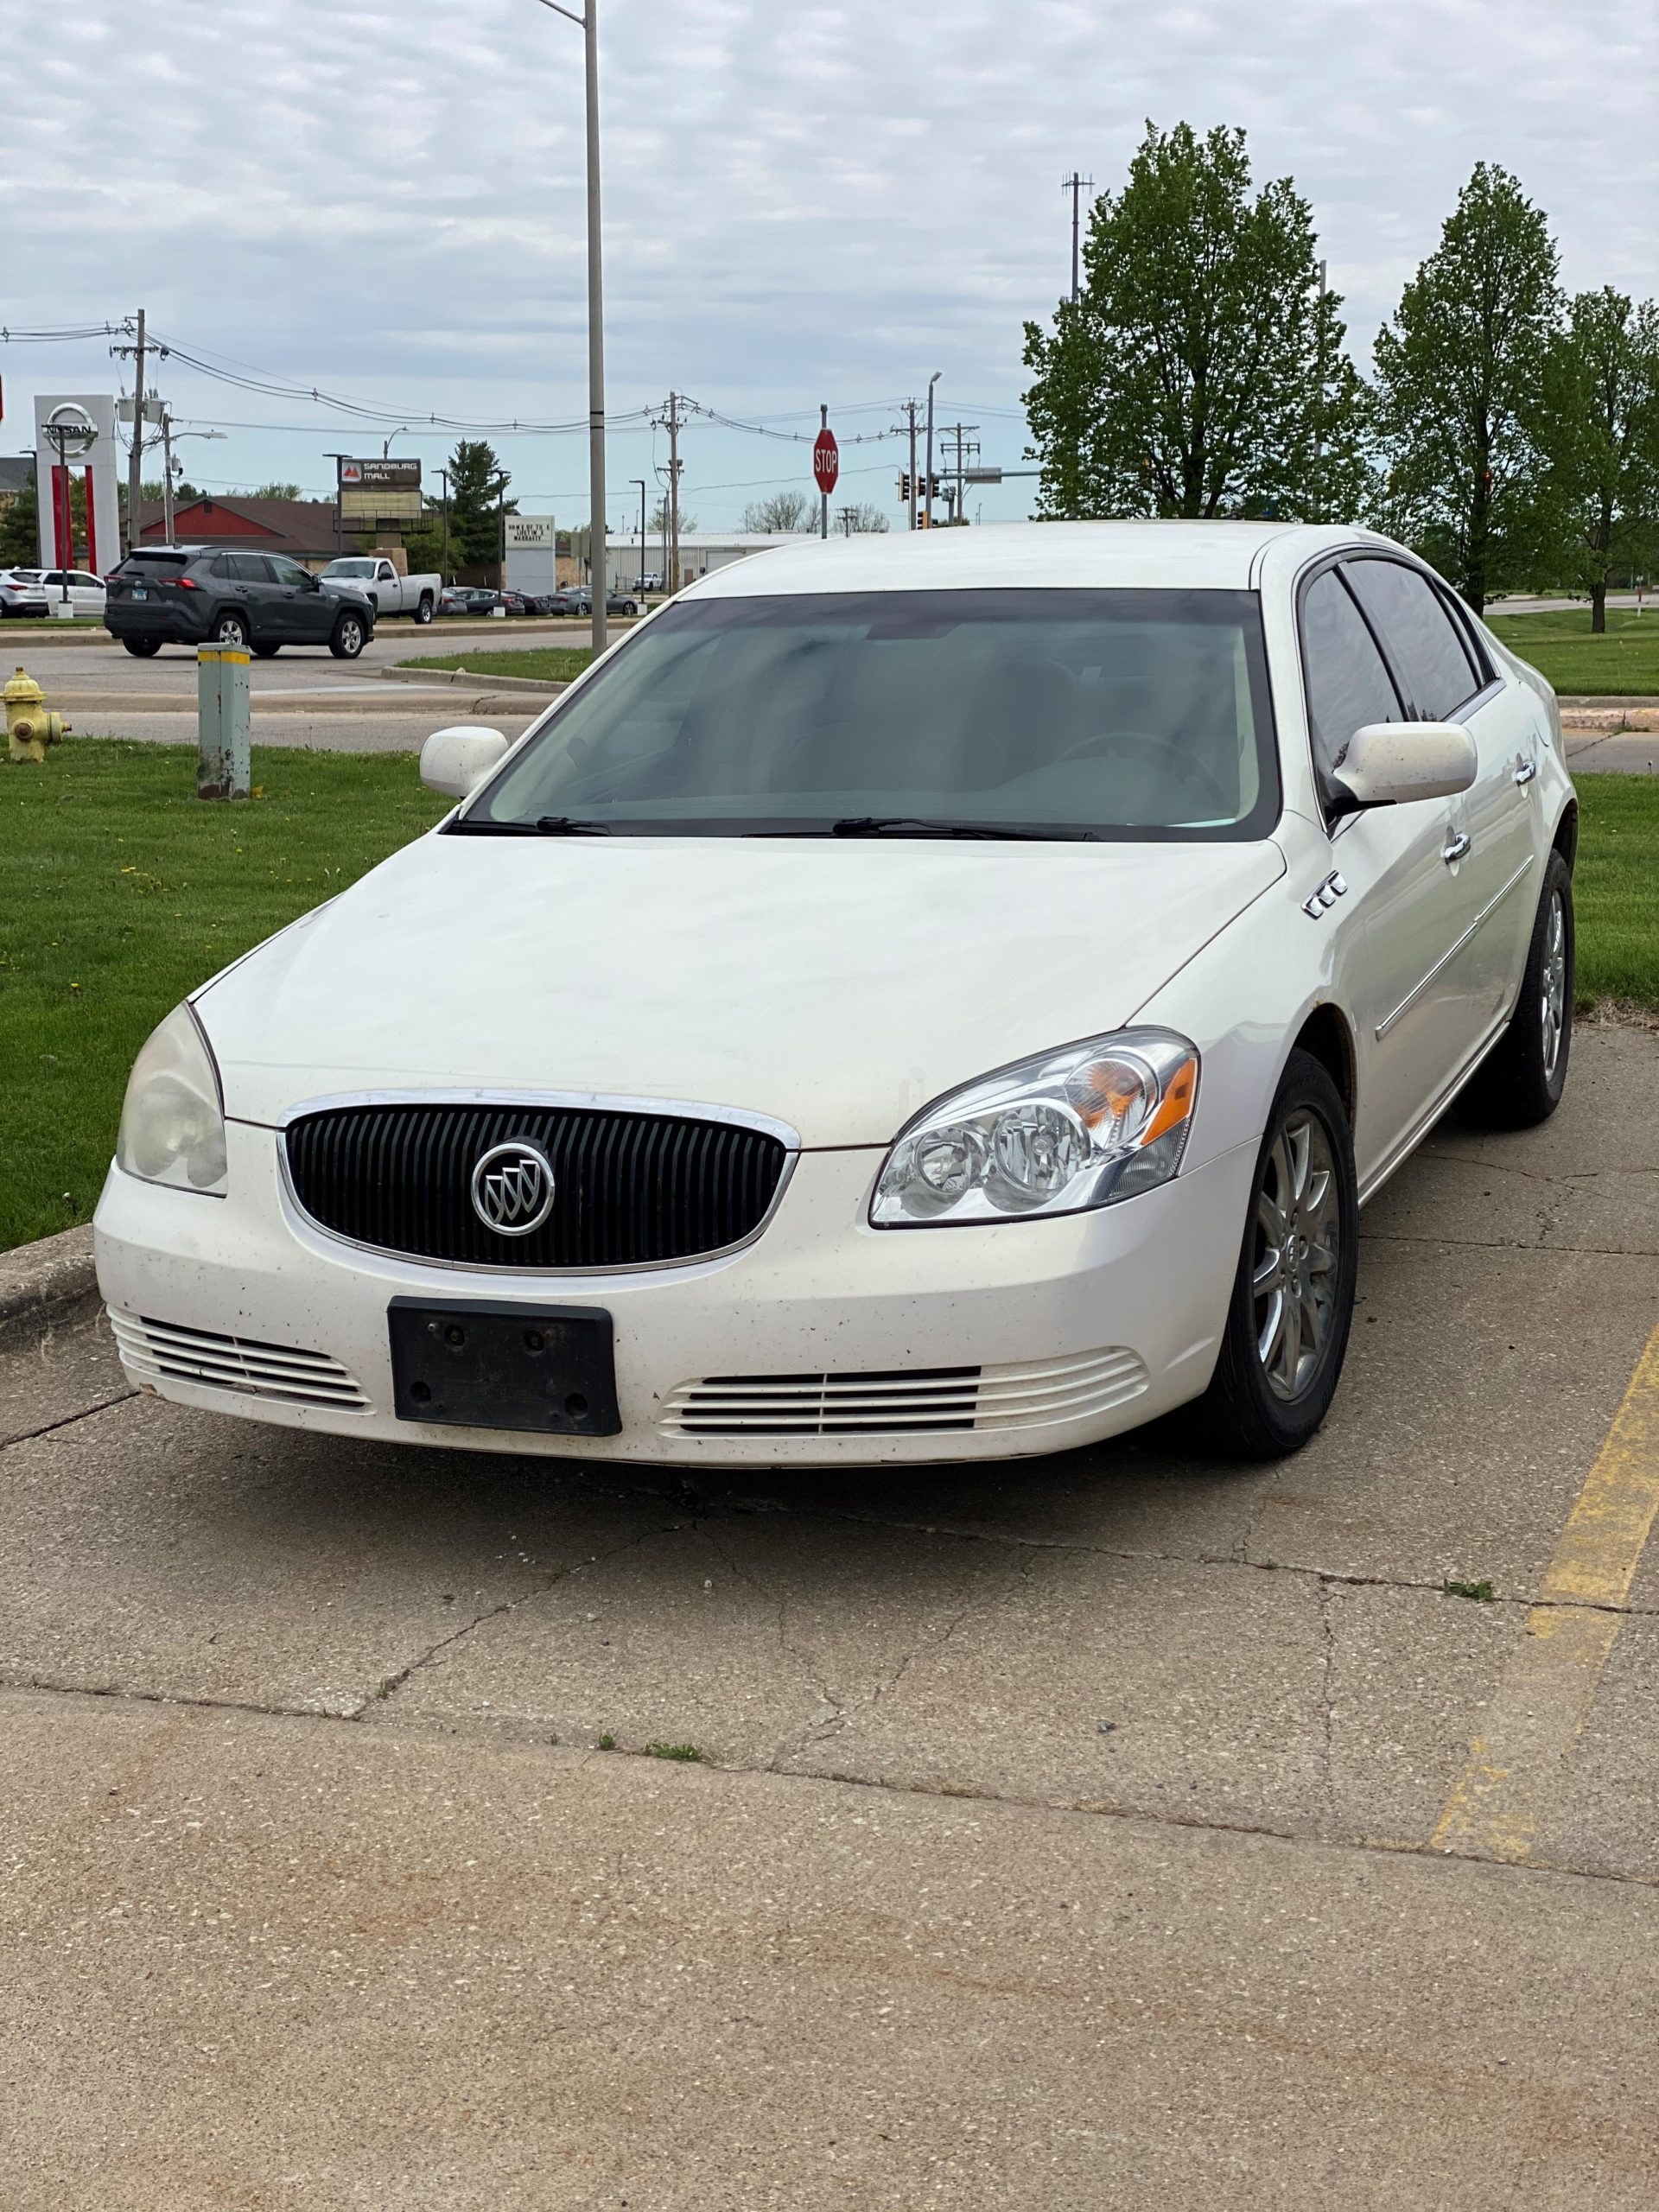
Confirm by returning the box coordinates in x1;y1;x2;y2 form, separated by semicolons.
401;646;594;683
2;745;1656;1254
1486;607;1659;696
1;741;447;1250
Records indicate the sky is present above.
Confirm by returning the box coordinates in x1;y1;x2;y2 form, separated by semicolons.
4;0;1655;534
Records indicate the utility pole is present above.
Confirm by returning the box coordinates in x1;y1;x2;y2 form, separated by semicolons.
110;309;148;556
1062;174;1094;305
938;423;980;528
892;398;920;529
653;391;683;593
128;309;145;558
925;372;941;528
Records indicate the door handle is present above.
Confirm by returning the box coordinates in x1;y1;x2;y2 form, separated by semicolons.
1441;831;1471;865
1513;759;1537;786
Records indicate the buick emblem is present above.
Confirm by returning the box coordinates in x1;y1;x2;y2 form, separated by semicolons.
470;1139;556;1236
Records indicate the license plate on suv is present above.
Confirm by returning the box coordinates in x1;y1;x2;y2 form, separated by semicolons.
388;1299;620;1435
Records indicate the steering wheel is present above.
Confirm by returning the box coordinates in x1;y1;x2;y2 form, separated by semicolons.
1056;728;1233;819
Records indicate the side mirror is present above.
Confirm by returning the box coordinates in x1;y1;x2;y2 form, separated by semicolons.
420;724;510;799
1332;721;1477;808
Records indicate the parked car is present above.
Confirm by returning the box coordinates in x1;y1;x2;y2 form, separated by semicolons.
103;547;376;658
438;586;470;616
549;586;646;617
318;556;441;624
634;573;663;593
441;587;507;617
96;521;1574;1469
34;568;108;617
0;569;48;618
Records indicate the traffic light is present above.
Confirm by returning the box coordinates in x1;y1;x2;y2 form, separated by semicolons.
898;473;911;502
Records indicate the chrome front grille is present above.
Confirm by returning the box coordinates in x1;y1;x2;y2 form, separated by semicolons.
110;1311;370;1412
659;1346;1150;1439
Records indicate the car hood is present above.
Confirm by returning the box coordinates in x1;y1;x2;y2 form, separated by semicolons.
196;831;1286;1145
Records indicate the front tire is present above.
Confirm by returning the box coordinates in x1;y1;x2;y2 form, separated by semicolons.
1191;1050;1358;1460
330;612;366;659
122;637;162;658
1456;850;1573;1128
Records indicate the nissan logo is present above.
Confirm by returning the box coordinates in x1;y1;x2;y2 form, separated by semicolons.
470;1139;556;1236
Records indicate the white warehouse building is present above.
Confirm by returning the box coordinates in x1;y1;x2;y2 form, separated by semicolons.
605;531;796;594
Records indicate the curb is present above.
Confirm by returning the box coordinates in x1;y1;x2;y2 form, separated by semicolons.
384;664;569;696
0;1224;99;1352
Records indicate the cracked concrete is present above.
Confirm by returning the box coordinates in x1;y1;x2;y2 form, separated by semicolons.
3;1026;1659;2206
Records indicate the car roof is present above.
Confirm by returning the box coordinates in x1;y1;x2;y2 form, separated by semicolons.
683;518;1395;599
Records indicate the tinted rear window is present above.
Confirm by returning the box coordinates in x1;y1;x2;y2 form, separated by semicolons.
116;550;192;570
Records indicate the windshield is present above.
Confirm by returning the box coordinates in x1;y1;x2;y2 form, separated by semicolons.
463;588;1280;841
325;558;375;577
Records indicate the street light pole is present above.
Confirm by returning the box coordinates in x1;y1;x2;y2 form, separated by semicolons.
536;0;607;654
631;477;646;591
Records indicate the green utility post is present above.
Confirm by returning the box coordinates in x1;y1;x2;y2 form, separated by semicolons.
196;641;250;800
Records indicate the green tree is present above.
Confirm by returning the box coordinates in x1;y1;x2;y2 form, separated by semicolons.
649;497;697;534
244;480;302;501
1371;163;1561;613
1538;289;1659;629
0;486;39;567
1021;122;1370;524
446;440;516;571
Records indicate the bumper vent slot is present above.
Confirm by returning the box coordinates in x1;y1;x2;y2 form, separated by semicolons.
284;1103;789;1271
110;1310;369;1412
660;1347;1150;1439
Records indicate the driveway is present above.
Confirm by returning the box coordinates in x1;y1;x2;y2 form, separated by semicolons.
3;1027;1658;2207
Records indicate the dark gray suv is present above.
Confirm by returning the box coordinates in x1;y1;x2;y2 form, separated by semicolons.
104;547;376;658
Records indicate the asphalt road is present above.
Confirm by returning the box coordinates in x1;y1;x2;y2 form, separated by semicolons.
4;1026;1659;2207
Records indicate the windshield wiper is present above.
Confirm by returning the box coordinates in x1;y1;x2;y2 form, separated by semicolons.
826;816;1082;841
444;814;612;836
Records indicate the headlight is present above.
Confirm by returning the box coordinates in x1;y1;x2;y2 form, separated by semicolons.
872;1029;1198;1227
116;1002;228;1196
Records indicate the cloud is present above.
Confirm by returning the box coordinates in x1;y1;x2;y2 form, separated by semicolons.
4;0;1654;525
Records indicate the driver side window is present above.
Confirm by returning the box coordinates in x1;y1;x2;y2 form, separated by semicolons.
1300;567;1403;813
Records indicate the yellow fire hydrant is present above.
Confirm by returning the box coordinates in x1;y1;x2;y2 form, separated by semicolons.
5;668;73;764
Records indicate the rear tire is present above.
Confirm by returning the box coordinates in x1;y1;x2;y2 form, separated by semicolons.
1188;1050;1359;1460
1456;850;1573;1129
330;611;366;659
212;612;249;651
122;637;162;658
415;594;435;625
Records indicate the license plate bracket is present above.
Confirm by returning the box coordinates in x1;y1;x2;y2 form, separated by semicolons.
388;1299;620;1435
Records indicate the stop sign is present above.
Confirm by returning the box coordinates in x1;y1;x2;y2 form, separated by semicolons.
813;427;839;498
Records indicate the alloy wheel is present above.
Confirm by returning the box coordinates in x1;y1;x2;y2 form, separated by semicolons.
1251;1109;1341;1402
1541;888;1567;1079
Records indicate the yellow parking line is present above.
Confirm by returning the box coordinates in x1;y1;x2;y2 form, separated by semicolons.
1432;1323;1659;1863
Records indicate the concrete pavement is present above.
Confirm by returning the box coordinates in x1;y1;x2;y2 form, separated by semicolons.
3;1026;1658;2204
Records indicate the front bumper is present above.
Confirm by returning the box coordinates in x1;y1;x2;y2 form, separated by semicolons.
93;1120;1255;1466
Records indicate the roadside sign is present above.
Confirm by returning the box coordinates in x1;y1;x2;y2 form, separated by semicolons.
813;428;839;498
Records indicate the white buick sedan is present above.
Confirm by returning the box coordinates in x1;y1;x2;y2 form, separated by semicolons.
96;524;1575;1465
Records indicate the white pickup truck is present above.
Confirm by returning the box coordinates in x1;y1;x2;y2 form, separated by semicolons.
318;556;442;624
